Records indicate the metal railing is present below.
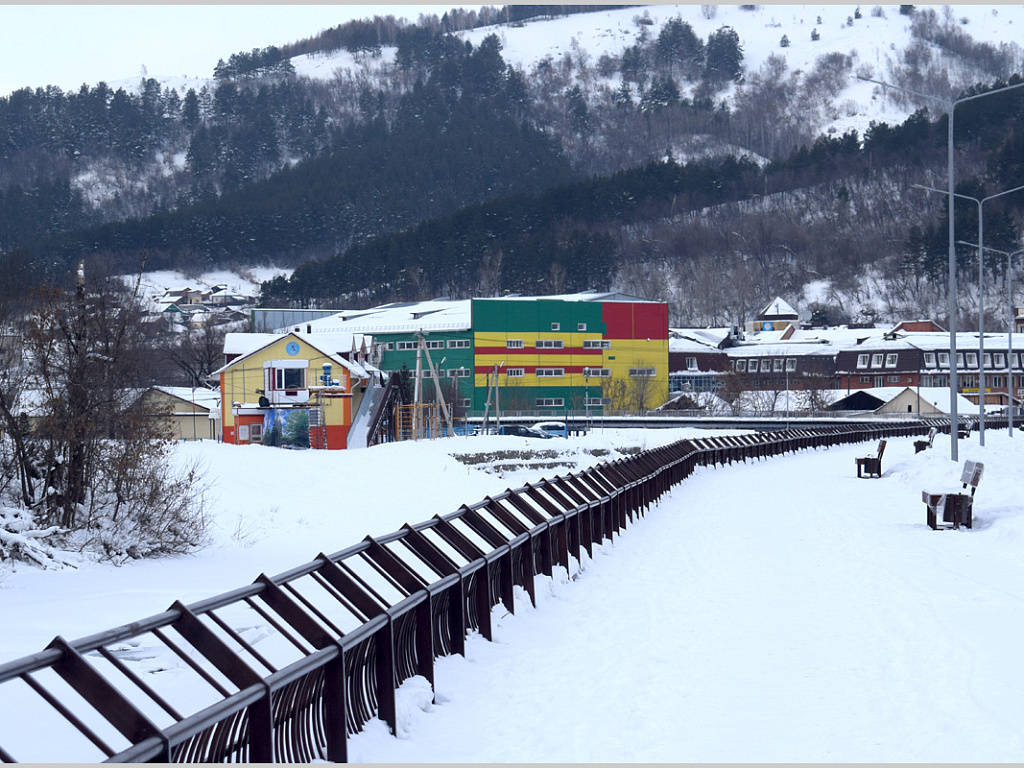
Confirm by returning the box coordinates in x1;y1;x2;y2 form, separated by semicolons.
0;420;941;763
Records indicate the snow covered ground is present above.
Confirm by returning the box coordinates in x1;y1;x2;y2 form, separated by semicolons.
3;424;1024;761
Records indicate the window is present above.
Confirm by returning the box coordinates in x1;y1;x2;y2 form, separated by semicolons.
859;376;872;383
871;354;883;368
458;399;472;408
735;360;747;372
885;354;898;368
536;368;564;377
447;339;470;349
938;352;950;367
536;339;564;349
994;353;1006;368
686;357;698;371
773;358;783;372
785;358;796;372
887;375;901;383
748;359;757;371
583;367;611;377
383;342;394;351
536;398;565;407
760;360;771;373
983;353;992;368
506;368;525;377
856;354;869;369
586;397;611;406
424;340;444;350
396;341;418;351
274;368;305;390
629;368;657;378
551;322;560;331
577;323;587;331
583;339;611;349
923;352;936;368
965;353;976;368
507;339;524;349
447;368;470;377
992;375;1004;388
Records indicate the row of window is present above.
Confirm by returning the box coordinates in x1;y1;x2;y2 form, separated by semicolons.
389;339;471;351
733;358;798;374
386;337;612;351
858;351;1023;369
535;397;611;407
502;367;656;379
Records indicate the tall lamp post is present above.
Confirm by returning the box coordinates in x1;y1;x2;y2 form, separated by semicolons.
913;182;1024;446
859;75;1024;459
954;242;1024;436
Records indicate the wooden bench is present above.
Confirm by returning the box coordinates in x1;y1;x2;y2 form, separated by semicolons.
914;427;937;454
923;459;983;530
855;439;886;478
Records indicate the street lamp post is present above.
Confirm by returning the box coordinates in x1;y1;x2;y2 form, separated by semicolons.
859;74;1024;459
954;242;1024;436
913;182;1024;446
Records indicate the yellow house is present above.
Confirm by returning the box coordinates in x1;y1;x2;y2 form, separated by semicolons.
137;386;220;441
214;331;377;449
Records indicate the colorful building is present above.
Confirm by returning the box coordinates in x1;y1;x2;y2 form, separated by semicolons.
296;293;670;414
213;331;377;449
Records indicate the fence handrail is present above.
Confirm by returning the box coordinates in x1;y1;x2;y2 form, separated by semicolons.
0;420;939;763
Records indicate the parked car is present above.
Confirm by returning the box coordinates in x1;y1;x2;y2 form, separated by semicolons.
496;424;553;438
531;421;568;438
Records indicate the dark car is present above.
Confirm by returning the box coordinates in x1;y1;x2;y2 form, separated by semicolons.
496;424;553;438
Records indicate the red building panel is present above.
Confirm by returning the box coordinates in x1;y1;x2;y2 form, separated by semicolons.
602;302;669;340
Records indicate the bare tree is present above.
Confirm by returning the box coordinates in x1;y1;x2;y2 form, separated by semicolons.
12;262;208;560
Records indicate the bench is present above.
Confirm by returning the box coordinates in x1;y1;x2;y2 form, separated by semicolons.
914;427;937;454
923;459;983;530
855;439;886;478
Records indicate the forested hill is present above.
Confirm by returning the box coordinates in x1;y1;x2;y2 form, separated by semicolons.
4;5;1024;326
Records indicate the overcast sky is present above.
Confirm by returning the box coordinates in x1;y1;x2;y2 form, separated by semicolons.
0;5;458;97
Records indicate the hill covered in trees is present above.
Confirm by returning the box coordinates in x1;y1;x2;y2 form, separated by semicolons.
3;4;1024;329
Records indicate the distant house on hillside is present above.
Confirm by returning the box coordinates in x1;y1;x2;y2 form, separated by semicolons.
746;297;799;333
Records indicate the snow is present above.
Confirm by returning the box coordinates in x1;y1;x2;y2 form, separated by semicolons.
3;424;1024;761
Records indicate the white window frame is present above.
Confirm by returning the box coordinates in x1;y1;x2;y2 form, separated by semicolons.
583;339;611;349
965;352;977;368
506;339;525;349
424;340;445;350
447;339;470;349
586;397;611;406
577;323;587;331
686;357;698;371
396;341;418;351
983;353;992;368
736;360;747;372
551;322;560;331
923;352;936;368
629;368;657;378
536;339;564;349
773;358;783;372
938;352;950;367
785;358;796;372
536;397;565;407
887;375;901;383
856;354;869;369
536;368;565;377
885;353;898;368
583;367;611;377
994;353;1006;368
760;360;771;373
506;368;525;378
446;368;470;378
248;423;262;443
871;353;883;368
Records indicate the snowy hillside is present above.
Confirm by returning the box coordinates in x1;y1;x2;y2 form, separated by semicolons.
105;4;1024;145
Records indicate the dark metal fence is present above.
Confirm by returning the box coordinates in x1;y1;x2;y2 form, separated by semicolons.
0;420;941;763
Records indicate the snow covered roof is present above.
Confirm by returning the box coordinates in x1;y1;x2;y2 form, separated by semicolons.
215;332;372;379
304;300;472;335
757;297;798;319
150;386;220;411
